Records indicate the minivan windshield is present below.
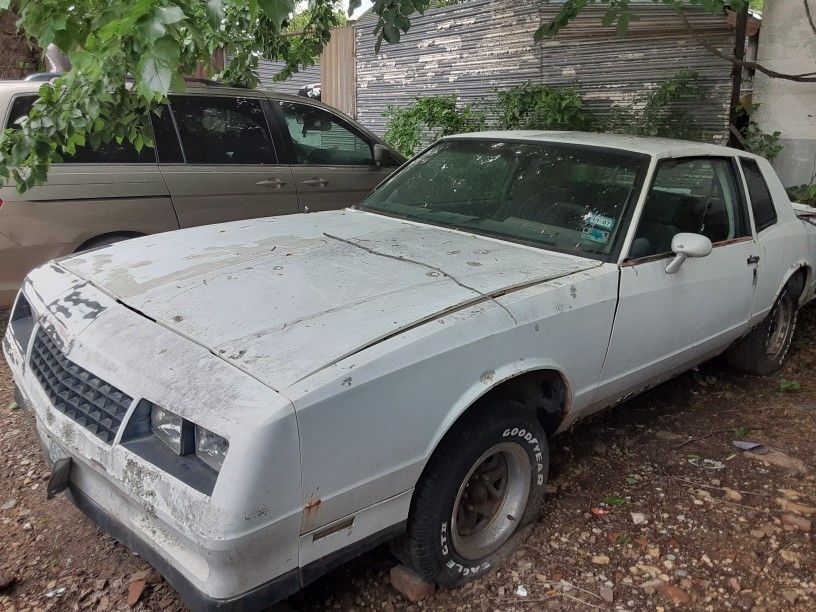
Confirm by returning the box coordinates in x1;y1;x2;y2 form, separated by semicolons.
358;139;649;258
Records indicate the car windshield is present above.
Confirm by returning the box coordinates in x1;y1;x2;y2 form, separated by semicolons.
358;139;649;258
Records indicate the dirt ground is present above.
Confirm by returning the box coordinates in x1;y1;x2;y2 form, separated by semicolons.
1;304;815;612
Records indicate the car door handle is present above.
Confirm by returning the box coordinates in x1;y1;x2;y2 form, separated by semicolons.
301;177;329;187
256;178;286;189
747;255;760;265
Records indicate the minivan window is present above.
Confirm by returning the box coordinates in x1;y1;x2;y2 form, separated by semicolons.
170;96;277;165
740;158;777;233
6;94;154;164
278;101;374;166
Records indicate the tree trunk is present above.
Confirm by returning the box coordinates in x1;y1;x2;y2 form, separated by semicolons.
727;7;748;148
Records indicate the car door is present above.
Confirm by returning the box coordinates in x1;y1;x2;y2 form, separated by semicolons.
271;99;395;212
596;156;758;402
159;94;298;228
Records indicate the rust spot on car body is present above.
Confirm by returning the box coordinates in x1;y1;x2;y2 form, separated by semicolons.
305;497;321;512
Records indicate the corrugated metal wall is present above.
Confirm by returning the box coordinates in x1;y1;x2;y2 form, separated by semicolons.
355;1;734;140
256;60;321;95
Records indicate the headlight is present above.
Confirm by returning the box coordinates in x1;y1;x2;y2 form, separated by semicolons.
195;425;229;472
151;406;186;455
146;404;228;472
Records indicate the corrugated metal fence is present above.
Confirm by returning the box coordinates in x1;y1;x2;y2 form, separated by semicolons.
256;60;321;95
355;1;735;140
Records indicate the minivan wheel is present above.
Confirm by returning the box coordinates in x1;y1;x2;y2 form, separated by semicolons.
394;400;548;588
725;277;802;375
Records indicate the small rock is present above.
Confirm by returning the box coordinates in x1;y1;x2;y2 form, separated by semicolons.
390;565;435;602
592;555;610;565
750;529;766;540
600;586;614;603
744;450;808;474
662;583;691;605
722;487;743;502
514;585;528;597
728;578;740;593
779;549;803;563
631;512;648;525
640;578;665;595
775;498;816;516
127;579;147;607
780;513;812;532
781;588;799;604
0;499;17;511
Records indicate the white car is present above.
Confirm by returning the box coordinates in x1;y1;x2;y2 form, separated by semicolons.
4;132;816;610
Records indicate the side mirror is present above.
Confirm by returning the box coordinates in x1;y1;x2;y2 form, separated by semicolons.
374;143;402;167
665;233;713;274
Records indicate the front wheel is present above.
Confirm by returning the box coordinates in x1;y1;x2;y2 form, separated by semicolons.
394;400;548;588
725;277;802;375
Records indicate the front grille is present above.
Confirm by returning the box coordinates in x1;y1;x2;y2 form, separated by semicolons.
29;328;132;443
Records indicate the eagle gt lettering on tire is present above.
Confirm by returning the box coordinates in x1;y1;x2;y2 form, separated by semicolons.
394;400;549;588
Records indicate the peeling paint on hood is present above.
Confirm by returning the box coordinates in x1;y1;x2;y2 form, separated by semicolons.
59;210;601;390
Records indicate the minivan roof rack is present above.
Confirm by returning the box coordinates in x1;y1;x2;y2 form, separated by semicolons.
24;72;63;82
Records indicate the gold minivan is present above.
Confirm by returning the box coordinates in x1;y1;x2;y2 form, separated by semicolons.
0;79;403;306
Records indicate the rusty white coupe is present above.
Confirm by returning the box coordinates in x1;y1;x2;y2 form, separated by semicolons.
5;132;816;610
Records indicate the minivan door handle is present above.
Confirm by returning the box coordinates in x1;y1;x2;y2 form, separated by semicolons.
256;178;286;189
301;177;329;187
747;255;760;265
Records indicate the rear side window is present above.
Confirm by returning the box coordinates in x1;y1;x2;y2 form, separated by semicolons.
170;96;277;164
740;158;777;233
5;94;154;164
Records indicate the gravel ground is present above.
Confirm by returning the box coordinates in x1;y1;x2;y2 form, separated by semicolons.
1;304;815;611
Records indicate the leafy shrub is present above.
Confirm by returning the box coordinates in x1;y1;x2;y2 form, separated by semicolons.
610;69;703;139
496;83;595;131
733;104;784;161
787;184;816;206
384;96;485;157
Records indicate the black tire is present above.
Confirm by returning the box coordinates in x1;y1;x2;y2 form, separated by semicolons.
725;276;803;375
395;400;548;588
76;234;137;252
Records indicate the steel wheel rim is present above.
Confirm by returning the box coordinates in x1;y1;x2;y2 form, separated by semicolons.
450;442;531;561
766;298;794;358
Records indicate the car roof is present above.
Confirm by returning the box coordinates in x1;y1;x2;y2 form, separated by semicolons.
445;130;759;159
0;78;325;107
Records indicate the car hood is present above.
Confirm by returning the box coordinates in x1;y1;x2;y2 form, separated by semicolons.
59;210;601;390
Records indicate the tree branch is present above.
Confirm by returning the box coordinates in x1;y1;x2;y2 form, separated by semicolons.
805;0;816;36
676;7;816;83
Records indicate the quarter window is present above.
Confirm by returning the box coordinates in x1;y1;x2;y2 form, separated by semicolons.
631;158;749;258
170;96;277;165
740;158;777;233
278;102;374;166
6;95;154;164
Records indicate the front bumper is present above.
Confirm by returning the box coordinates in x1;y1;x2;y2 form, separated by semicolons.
66;483;300;611
3;269;304;611
17;378;302;611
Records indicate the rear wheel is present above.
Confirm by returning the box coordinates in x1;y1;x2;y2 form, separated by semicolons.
395;400;548;588
725;276;803;375
76;233;139;252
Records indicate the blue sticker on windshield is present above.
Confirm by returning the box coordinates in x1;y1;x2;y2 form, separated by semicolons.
582;226;610;244
585;214;615;230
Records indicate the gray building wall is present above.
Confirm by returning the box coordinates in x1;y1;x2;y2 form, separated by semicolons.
752;0;816;187
355;0;735;140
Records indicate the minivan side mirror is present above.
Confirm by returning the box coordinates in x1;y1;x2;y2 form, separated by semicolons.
665;232;713;274
374;143;402;167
